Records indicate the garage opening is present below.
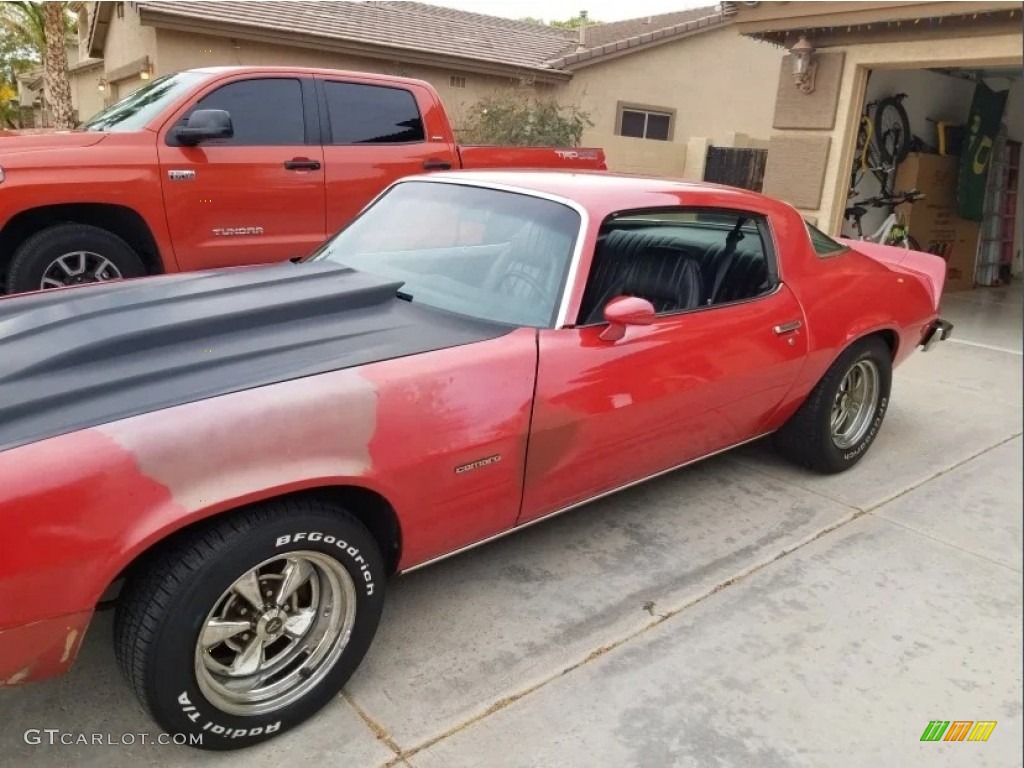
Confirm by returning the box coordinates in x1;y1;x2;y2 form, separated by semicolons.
841;65;1023;293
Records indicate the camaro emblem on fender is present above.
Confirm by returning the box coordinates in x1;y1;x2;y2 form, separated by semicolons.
167;170;196;181
455;455;501;474
212;227;264;236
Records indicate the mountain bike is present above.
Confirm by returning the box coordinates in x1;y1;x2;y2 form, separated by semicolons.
849;93;912;196
844;189;924;250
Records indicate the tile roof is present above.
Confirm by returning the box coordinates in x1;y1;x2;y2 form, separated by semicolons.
550;6;728;69
137;1;578;74
134;2;729;75
581;6;720;48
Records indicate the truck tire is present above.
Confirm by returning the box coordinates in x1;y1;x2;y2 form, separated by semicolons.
7;223;147;294
774;336;892;474
113;499;386;750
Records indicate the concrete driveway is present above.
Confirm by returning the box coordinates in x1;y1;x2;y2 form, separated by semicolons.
3;286;1021;768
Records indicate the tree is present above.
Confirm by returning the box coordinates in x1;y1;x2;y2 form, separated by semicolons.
0;2;77;129
549;13;601;29
42;1;74;127
518;14;602;28
459;89;593;148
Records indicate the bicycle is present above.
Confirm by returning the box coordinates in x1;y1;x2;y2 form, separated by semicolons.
844;189;924;251
849;93;912;196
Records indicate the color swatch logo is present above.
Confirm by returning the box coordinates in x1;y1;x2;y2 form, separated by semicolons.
921;721;997;742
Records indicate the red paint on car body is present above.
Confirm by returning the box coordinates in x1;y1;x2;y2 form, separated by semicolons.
0;172;945;684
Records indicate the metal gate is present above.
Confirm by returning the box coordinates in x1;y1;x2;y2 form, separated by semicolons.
703;146;768;192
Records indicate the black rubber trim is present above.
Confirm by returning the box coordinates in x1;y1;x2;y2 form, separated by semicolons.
300;76;321;146
0;262;513;453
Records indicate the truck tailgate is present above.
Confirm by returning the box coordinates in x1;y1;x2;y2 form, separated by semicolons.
458;145;606;171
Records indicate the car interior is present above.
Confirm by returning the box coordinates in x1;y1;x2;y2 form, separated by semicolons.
577;212;777;326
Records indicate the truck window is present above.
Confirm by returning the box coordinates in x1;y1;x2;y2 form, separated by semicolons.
322;82;425;145
80;71;208;132
187;78;305;145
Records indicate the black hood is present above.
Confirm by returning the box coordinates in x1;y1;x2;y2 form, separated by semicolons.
0;262;513;452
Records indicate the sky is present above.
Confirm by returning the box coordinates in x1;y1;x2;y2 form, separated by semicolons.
426;0;715;24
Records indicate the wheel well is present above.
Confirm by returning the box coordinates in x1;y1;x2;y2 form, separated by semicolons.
0;204;163;285
100;485;403;605
871;328;899;360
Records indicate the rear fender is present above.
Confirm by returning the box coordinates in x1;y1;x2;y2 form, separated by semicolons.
838;238;947;310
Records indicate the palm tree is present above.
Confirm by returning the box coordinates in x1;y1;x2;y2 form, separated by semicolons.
0;1;77;129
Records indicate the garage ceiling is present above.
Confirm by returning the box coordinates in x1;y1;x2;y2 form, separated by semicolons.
931;66;1022;82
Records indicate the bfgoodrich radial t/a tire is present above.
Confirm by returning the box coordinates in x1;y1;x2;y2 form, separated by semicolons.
113;499;386;750
774;336;892;474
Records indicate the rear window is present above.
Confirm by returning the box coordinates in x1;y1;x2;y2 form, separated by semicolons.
323;82;425;145
806;221;849;257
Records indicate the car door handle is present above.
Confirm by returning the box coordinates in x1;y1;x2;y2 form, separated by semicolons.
774;320;802;334
423;159;452;171
284;158;321;171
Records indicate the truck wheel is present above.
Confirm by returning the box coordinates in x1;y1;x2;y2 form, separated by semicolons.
7;223;147;294
774;336;892;474
113;499;386;750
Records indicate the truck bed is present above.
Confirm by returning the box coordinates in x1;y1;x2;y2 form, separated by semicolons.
458;145;606;171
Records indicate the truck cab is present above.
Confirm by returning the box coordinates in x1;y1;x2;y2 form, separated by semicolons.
0;66;606;295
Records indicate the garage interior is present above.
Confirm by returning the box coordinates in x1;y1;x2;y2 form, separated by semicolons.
841;64;1023;306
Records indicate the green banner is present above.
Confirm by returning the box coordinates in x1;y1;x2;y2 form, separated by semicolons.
957;81;1008;221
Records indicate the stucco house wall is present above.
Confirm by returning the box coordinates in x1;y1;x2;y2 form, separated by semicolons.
567;26;782;146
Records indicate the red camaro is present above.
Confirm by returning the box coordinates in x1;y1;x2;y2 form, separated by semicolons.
0;171;951;748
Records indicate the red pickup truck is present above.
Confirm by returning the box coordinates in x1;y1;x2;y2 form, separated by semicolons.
0;66;605;295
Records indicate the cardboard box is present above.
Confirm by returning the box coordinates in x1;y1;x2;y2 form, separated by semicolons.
894;152;978;292
915;218;979;293
895;152;959;214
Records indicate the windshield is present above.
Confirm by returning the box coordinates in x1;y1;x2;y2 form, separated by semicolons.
310;181;581;328
80;71;209;132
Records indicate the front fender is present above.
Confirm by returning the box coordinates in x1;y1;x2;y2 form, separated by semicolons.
0;368;389;630
0;133;177;272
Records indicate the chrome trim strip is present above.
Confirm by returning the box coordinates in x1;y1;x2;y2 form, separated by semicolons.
402;175;590;329
398;430;775;576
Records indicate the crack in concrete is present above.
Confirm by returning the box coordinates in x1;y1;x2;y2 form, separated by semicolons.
861;431;1023;515
348;431;1020;762
344;691;405;759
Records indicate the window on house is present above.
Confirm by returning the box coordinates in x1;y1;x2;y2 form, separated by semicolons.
449;75;467;89
323;81;425;144
617;105;673;141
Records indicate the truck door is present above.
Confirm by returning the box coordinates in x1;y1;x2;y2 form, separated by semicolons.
315;77;458;235
157;75;327;272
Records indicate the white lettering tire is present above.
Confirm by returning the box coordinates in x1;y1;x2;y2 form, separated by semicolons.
113;498;386;750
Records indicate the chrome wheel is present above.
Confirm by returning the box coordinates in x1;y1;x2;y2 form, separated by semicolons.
40;251;122;289
830;360;881;450
195;552;357;716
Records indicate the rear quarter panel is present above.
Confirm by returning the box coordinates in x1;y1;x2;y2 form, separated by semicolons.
763;211;939;430
0;328;537;633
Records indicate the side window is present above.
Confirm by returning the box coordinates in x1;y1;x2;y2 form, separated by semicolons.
323;82;425;145
188;78;305;145
806;221;849;257
578;209;777;325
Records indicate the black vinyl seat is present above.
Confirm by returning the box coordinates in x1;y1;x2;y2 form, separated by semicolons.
580;230;706;324
578;227;770;325
701;241;770;304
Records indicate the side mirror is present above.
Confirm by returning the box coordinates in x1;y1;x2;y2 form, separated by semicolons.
175;109;233;146
599;296;656;341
